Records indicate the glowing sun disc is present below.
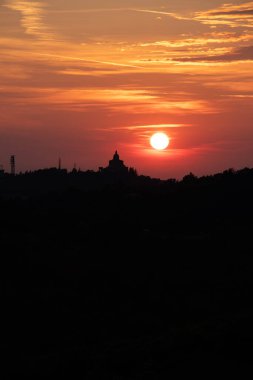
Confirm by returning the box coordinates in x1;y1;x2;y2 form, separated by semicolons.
150;132;170;150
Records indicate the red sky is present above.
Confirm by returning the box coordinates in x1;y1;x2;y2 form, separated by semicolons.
1;0;253;178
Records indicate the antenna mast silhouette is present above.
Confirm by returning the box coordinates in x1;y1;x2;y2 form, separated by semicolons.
58;158;61;170
10;155;15;175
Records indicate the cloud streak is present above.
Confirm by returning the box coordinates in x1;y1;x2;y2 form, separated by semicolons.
0;84;215;115
47;6;185;20
38;53;142;69
195;2;253;28
139;32;253;49
177;45;253;63
121;124;188;130
4;0;54;40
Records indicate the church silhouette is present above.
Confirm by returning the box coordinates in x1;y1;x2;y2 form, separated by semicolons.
99;151;129;175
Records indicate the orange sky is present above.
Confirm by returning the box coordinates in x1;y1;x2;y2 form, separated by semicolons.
1;0;253;178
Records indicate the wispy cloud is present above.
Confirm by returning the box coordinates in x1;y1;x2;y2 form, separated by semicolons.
93;123;189;133
47;6;185;20
139;32;253;49
177;45;253;63
128;8;188;20
4;0;54;40
195;2;253;28
0;85;215;115
38;53;142;69
229;94;253;98
120;123;188;130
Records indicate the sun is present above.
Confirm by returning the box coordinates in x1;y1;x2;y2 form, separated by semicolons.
150;132;170;151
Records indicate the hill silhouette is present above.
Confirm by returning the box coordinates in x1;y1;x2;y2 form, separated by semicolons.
1;166;253;376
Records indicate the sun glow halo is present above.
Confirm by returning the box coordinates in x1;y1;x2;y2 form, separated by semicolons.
150;132;170;151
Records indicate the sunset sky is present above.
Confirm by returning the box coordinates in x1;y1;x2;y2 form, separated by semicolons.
1;0;253;178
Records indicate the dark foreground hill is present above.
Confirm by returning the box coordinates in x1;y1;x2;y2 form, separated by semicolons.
1;167;253;376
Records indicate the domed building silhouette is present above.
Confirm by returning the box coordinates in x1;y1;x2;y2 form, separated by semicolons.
99;151;129;175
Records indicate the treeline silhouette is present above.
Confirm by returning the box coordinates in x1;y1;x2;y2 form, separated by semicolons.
0;165;253;195
1;166;253;376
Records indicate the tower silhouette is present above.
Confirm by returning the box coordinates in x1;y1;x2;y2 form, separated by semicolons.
10;155;15;175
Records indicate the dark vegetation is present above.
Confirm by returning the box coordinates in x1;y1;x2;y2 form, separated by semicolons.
1;167;253;376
